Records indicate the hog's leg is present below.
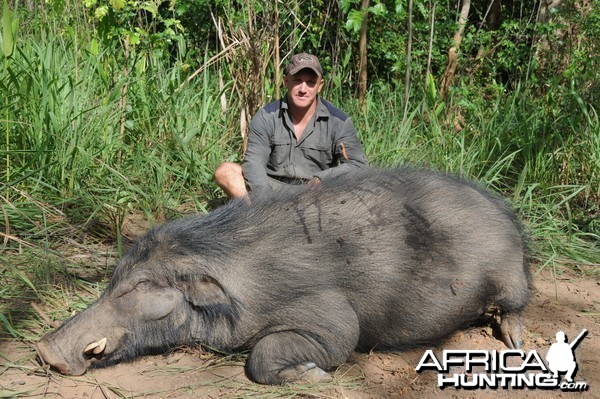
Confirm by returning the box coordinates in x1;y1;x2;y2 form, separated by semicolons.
246;331;337;384
246;296;360;385
499;312;524;349
491;264;530;349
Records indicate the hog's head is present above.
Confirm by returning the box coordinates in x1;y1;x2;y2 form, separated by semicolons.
36;221;236;375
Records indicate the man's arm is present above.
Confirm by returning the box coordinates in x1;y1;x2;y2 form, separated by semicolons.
242;109;273;194
314;117;369;181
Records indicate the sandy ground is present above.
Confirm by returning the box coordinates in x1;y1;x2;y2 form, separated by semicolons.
1;268;598;398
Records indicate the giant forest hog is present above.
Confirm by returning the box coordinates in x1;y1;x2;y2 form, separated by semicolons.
37;167;531;385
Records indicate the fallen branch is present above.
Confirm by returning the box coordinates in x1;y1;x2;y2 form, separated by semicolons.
31;302;59;329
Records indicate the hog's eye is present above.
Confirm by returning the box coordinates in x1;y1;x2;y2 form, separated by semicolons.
113;280;152;298
113;284;135;298
134;280;154;291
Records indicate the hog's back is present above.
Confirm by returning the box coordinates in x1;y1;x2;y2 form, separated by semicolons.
232;168;528;349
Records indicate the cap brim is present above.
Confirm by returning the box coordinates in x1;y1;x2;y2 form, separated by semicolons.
286;66;322;77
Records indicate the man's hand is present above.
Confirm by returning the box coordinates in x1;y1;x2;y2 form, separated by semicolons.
307;177;321;187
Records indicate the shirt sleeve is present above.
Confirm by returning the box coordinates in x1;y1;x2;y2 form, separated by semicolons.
314;117;369;181
242;108;273;194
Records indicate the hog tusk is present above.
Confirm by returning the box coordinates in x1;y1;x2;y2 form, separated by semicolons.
84;337;107;355
93;337;107;354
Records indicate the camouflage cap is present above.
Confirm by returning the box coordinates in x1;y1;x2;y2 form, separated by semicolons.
284;53;323;77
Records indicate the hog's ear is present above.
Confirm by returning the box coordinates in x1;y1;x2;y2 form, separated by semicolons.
177;275;231;307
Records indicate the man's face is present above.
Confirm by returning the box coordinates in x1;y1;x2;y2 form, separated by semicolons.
284;69;324;111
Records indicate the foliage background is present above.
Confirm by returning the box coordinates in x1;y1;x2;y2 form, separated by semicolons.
0;0;598;339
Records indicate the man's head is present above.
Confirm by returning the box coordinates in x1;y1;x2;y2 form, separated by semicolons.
283;53;324;112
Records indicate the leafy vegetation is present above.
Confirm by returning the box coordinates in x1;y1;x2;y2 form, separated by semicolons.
0;0;598;349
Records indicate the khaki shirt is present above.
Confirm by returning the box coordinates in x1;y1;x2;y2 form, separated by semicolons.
243;97;369;193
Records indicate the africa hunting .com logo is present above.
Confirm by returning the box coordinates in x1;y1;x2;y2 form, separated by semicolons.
415;329;589;391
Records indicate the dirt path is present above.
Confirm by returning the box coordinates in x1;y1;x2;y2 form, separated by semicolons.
1;269;598;398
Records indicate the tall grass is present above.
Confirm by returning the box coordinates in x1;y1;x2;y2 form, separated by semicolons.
1;26;236;224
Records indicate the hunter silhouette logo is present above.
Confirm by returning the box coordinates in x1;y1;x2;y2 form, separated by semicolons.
415;329;589;391
546;329;587;383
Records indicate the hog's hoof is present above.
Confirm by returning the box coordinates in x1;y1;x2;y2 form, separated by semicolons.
278;362;333;384
499;313;523;349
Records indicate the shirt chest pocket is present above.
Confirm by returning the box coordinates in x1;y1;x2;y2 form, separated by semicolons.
300;145;334;168
270;140;292;167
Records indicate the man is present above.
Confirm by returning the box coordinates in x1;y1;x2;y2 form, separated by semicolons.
215;52;368;198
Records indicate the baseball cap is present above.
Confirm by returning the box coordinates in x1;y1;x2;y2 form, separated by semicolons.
284;53;323;77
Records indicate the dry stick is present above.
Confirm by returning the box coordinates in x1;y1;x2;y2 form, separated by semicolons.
323;1;338;92
1;194;9;251
279;5;312;67
423;0;437;116
403;0;414;122
426;1;437;78
211;12;248;142
176;41;240;93
274;0;280;100
99;385;114;399
0;231;36;250
118;35;130;163
31;302;59;328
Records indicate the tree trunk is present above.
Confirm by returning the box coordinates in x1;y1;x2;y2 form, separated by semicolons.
403;0;414;121
537;0;563;23
358;0;369;106
484;0;502;30
439;0;471;99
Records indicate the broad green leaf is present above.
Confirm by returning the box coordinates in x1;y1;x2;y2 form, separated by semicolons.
95;5;109;20
345;9;363;33
2;0;14;58
369;2;387;17
426;73;437;104
110;0;126;10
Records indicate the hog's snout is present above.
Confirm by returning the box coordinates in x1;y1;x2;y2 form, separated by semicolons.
37;337;90;376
